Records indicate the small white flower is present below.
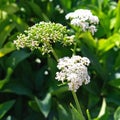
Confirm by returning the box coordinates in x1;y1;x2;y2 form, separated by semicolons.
65;9;99;35
71;18;81;26
89;25;97;35
55;55;90;92
65;12;75;20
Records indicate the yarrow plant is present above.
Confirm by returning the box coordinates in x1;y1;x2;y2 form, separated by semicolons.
55;55;90;120
13;11;97;119
65;9;99;35
14;21;74;55
55;55;90;92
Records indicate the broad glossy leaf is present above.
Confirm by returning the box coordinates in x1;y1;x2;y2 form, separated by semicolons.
2;82;33;97
12;15;28;32
97;98;106;118
98;11;111;36
1;3;19;14
98;34;120;54
0;100;15;119
0;42;16;58
114;1;120;32
29;93;51;118
80;42;107;81
114;106;120;120
60;0;72;10
0;20;15;48
5;50;31;69
28;1;49;21
94;98;109;120
107;90;120;105
80;32;96;51
109;79;120;89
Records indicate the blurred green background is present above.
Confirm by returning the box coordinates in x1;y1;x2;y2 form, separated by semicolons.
0;0;120;120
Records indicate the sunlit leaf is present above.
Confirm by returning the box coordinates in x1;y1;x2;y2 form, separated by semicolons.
98;34;120;54
29;93;51;118
0;67;13;89
0;42;16;58
114;106;120;120
0;21;15;48
114;1;120;32
1;3;19;14
12;15;28;32
60;0;72;10
97;98;106;118
0;100;15;119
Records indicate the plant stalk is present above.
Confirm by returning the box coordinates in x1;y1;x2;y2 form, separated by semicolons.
72;91;85;120
51;49;59;61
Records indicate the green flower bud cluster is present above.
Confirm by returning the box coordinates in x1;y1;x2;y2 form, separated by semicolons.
14;21;74;55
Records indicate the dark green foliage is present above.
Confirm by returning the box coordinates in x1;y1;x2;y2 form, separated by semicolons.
0;0;120;120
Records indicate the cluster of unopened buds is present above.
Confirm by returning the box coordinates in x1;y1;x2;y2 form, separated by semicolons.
65;9;99;35
14;22;74;55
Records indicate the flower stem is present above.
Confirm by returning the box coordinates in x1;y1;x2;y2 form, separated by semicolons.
51;49;59;61
72;91;85;120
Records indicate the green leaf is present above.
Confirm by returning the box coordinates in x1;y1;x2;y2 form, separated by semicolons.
0;67;13;89
98;34;120;54
0;20;15;48
60;0;72;10
70;103;85;120
29;93;52;118
114;1;120;32
115;52;120;70
2;82;33;97
57;103;71;120
109;79;120;89
1;3;19;14
5;50;31;69
28;1;49;21
80;32;96;51
98;11;111;36
0;100;15;119
97;98;106;118
0;42;16;58
47;56;57;80
12;15;28;32
114;106;120;120
94;98;109;120
80;40;107;81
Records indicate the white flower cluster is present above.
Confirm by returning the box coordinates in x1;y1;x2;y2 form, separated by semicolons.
65;9;99;35
55;55;90;92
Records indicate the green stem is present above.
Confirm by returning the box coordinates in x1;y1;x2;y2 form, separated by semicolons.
51;49;59;61
73;42;77;55
72;91;85;120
